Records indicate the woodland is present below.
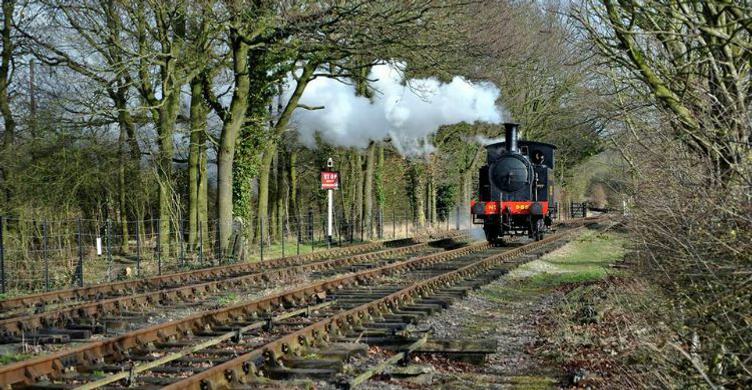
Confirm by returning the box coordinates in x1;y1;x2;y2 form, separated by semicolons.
0;0;750;387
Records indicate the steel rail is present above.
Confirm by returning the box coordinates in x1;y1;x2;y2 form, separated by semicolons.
0;238;452;336
0;237;489;386
74;301;337;390
164;227;585;390
0;233;463;312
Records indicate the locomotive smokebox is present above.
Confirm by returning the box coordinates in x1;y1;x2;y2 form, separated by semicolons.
504;123;519;152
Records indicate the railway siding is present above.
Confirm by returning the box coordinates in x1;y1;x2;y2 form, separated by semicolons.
0;235;486;386
0;233;467;339
0;218;601;387
0;233;461;312
165;227;586;389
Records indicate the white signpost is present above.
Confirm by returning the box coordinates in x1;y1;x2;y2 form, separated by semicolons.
321;158;339;247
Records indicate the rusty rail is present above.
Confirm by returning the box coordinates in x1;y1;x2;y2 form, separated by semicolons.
0;238;456;337
164;226;585;389
0;236;487;386
0;218;603;387
0;232;464;312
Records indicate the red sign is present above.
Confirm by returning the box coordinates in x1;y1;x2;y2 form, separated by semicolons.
321;171;339;190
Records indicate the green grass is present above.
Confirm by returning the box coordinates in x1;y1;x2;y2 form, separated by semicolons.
477;231;626;304
217;292;238;306
0;353;33;365
245;238;367;262
511;231;626;289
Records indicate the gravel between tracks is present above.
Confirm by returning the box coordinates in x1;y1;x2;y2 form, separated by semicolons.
346;244;573;389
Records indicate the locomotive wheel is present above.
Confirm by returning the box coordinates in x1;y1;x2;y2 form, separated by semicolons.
484;224;500;243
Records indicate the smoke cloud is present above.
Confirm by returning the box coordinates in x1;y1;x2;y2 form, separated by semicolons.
475;135;507;145
286;62;503;155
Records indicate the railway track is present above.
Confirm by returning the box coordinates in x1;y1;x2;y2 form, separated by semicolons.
0;234;459;313
0;218;602;388
0;233;466;343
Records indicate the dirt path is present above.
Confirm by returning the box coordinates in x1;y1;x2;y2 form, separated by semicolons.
413;277;566;389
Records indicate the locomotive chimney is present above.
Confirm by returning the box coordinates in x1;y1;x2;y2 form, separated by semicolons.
504;123;519;152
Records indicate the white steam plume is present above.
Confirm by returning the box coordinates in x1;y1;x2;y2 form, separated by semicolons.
285;62;503;155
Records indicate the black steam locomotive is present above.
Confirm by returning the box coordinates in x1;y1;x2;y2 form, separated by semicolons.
471;123;556;242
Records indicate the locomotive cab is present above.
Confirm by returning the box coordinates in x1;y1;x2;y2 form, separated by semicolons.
472;123;556;243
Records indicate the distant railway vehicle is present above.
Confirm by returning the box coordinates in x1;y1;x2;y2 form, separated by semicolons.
471;123;556;242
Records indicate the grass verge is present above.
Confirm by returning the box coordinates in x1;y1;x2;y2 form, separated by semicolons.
527;230;675;388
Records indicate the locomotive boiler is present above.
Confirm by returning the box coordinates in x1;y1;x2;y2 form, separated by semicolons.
471;123;556;242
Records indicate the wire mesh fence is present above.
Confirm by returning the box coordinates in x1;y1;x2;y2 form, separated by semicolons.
0;207;464;297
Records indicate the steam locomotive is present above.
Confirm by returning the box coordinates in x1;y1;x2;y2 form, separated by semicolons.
471;123;556;242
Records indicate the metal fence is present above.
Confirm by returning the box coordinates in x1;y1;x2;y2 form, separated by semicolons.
0;207;464;297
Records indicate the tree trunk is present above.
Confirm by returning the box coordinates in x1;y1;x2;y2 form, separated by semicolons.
278;151;287;240
216;36;250;256
198;146;209;252
270;149;279;242
363;142;375;238
0;0;14;149
155;83;180;259
375;144;384;236
461;170;472;215
0;0;15;205
255;62;316;243
256;143;275;243
116;114;129;254
281;150;290;239
117;127;129;254
408;161;426;227
354;151;364;237
345;153;356;237
460;145;485;220
288;150;299;228
429;164;437;226
188;79;208;252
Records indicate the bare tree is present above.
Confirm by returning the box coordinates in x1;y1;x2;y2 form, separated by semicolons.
574;0;752;182
573;1;752;386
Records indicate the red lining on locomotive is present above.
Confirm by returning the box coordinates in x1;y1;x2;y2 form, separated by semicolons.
471;200;549;215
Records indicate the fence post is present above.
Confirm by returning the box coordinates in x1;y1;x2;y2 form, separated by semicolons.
260;217;264;262
313;213;317;252
135;222;141;276
455;206;460;230
281;224;285;258
307;210;314;252
337;214;342;247
43;221;49;291
392;209;396;239
325;217;330;249
198;220;204;265
401;212;404;238
180;221;186;268
296;220;301;256
106;219;112;282
156;219;162;275
0;216;5;294
76;218;84;287
378;208;383;239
